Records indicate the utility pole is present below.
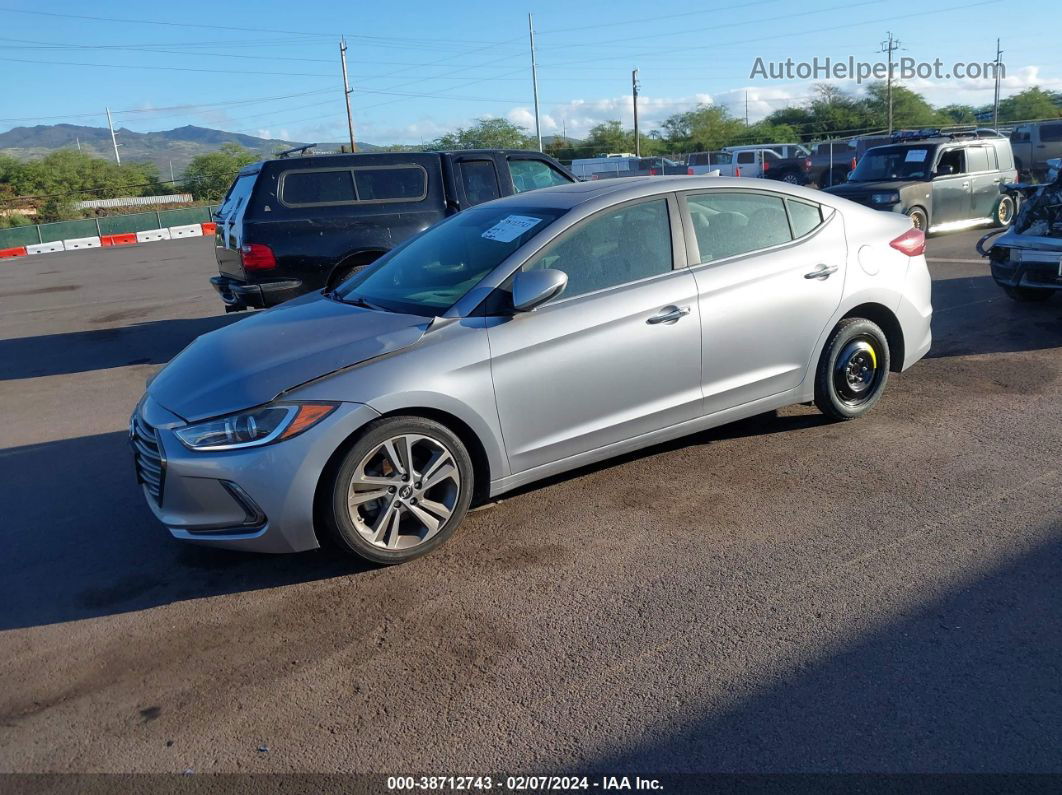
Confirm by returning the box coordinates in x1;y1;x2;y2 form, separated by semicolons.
744;91;749;127
880;32;901;136
106;107;121;165
339;37;357;152
632;68;640;157
169;160;175;184
529;14;542;152
992;38;1003;129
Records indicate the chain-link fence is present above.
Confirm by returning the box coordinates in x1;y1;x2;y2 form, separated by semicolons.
0;206;219;250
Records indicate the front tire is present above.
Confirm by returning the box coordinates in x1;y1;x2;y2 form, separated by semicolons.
906;206;928;231
325;416;474;564
814;318;891;421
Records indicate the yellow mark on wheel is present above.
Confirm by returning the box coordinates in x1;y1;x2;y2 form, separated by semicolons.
867;345;877;369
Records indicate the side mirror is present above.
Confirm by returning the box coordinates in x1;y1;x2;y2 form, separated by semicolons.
935;164;955;177
512;269;568;312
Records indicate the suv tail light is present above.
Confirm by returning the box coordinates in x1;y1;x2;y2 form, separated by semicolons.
851;156;857;171
804;157;812;170
240;243;276;270
763;158;770;172
889;228;926;257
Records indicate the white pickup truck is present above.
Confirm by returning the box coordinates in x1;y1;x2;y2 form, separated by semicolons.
686;151;740;176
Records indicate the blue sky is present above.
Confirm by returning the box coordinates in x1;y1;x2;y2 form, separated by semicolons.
0;0;1059;145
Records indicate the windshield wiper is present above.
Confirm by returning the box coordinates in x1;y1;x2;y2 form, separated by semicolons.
340;294;389;312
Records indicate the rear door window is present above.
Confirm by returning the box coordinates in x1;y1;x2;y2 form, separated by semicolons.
966;146;990;173
459;160;501;206
1040;123;1062;142
787;199;824;238
281;169;356;205
686;192;792;262
736;152;755;164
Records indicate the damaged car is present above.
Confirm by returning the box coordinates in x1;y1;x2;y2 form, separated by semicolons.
978;174;1062;302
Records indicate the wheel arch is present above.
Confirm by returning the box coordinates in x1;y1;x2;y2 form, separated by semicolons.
313;405;495;523
326;248;389;288
840;302;905;372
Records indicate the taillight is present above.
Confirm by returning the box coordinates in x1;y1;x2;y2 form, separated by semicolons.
240;243;276;270
687;167;694;175
889;228;925;257
763;159;769;172
590;174;599;180
650;168;658;175
851;157;857;171
804;158;812;170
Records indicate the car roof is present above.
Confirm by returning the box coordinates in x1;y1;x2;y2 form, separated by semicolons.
480;176;834;211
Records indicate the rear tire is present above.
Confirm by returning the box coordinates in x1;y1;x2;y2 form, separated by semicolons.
814;318;891;421
993;195;1015;227
1001;285;1053;302
325;416;474;564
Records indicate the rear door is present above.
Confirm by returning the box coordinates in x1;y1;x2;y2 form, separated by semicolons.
680;189;846;414
453;156;503;208
214;168;260;278
965;145;1001;219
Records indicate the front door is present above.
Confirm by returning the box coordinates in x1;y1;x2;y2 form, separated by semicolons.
487;197;703;474
682;189;846;414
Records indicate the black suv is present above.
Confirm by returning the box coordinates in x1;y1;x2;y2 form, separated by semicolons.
824;132;1018;232
211;149;575;311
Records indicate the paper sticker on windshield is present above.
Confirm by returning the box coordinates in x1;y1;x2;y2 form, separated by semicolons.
481;215;543;243
905;149;928;162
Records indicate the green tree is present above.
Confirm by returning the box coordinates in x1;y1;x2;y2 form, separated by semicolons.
430;117;533;150
660;105;745;152
859;82;944;129
996;87;1062;122
584;120;633;154
182;143;259;201
939;104;978;124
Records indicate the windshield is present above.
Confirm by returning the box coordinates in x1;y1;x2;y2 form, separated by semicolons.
334;206;567;316
849;146;935;182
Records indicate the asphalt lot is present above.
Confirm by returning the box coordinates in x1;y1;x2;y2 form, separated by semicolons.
0;231;1060;775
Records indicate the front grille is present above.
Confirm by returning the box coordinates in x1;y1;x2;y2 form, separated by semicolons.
131;411;165;504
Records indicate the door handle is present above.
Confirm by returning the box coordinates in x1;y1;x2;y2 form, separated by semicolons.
647;305;691;324
962;181;970;188
804;264;838;280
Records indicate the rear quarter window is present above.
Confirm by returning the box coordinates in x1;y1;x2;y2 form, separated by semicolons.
1040;123;1062;143
279;164;427;206
281;169;355;205
353;166;427;201
787;199;824;238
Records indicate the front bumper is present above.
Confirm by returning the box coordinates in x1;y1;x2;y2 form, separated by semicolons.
210;275;303;310
990;247;1062;290
131;396;380;553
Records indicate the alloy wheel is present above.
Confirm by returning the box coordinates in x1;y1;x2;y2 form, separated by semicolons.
347;434;461;550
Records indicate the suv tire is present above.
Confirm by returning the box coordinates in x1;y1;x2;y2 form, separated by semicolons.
814;318;891;421
906;207;928;231
993;195;1016;227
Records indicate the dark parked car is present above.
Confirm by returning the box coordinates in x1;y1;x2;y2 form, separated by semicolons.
210;149;575;311
824;134;1018;232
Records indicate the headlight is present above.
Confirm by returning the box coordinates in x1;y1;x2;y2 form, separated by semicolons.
872;192;900;204
174;402;338;451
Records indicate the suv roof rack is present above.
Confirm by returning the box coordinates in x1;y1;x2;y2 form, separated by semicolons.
890;126;1004;143
276;143;318;158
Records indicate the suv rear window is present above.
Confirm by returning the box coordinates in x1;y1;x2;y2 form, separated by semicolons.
280;165;427;206
217;173;257;219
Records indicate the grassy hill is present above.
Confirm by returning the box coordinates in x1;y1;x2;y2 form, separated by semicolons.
0;124;381;177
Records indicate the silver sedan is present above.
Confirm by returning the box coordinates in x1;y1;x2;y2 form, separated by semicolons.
132;177;932;563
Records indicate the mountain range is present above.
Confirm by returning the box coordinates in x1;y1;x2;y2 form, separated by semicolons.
0;124;381;177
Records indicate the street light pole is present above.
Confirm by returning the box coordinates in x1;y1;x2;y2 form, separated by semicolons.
632;68;640;157
529;14;542;152
340;37;357;152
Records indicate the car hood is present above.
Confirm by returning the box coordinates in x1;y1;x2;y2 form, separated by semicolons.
149;293;431;422
825;180;920;196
